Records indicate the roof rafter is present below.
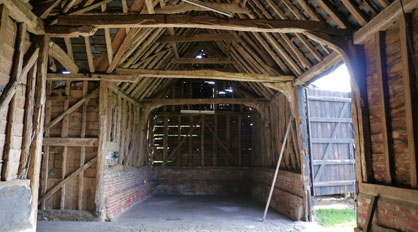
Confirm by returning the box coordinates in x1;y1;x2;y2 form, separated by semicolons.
51;14;350;35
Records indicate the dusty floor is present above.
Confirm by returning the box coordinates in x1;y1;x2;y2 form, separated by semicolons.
37;195;325;232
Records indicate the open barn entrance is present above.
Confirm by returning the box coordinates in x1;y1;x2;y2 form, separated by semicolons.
300;64;357;229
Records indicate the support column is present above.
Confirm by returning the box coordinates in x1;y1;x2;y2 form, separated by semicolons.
27;35;49;229
95;80;108;220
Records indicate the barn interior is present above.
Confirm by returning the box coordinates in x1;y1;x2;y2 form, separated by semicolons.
0;0;418;231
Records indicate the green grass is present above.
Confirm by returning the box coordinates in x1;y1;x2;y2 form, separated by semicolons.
315;208;356;228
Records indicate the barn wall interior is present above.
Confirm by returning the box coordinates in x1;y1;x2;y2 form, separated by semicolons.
0;1;418;232
352;10;418;232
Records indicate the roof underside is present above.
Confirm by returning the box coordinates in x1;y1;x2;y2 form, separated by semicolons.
34;0;392;100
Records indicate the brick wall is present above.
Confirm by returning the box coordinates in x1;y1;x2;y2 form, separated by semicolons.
104;166;156;219
356;194;418;232
154;167;251;195
251;168;305;221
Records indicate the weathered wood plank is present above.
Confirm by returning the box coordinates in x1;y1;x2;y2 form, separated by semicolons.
43;137;99;146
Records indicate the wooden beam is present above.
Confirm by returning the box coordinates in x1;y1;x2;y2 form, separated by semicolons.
354;0;418;44
43;137;98;146
142;98;267;107
84;36;95;73
0;0;45;34
54;14;349;35
44;88;99;131
399;14;418;188
364;195;378;232
155;1;251;15
359;183;418;205
172;58;232;64
116;68;294;83
49;41;78;74
375;31;394;185
159;33;233;43
294;52;342;86
36;0;62;19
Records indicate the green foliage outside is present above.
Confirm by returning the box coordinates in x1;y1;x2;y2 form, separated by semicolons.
315;208;356;228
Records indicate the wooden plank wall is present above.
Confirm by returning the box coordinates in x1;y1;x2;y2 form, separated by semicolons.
253;93;301;172
41;81;99;211
151;111;254;166
106;87;147;167
40;80;149;212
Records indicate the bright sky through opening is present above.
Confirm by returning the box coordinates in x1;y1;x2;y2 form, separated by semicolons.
310;64;351;92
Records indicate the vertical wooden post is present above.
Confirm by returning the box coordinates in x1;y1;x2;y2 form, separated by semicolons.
226;115;230;165
188;116;193;166
375;31;395;184
0;5;9;65
238;115;242;165
95;80;108;220
18;62;37;179
60;80;70;209
344;43;373;184
41;80;51;209
213;115;217;166
399;14;418;189
2;23;26;180
27;35;49;229
78;80;88;210
201;115;205;166
163;116;169;163
177;115;181;166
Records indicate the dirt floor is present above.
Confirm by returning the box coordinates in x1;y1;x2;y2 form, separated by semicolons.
37;195;325;232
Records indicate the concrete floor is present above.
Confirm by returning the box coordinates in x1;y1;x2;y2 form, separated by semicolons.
37;195;324;232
